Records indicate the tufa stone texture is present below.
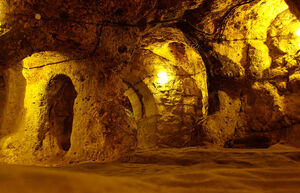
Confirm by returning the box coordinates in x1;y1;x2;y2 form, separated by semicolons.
0;0;299;165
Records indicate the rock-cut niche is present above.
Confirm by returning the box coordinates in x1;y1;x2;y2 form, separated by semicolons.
46;74;77;151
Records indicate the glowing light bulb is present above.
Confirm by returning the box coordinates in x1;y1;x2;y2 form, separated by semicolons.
157;71;169;84
35;13;41;20
296;28;300;36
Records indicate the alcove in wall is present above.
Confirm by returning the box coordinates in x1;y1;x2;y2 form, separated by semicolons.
46;74;77;151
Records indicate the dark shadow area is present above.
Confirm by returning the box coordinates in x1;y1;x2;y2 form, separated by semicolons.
47;74;77;151
120;95;134;118
0;74;6;136
122;77;159;148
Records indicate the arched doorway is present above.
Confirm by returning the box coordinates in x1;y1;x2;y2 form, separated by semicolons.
46;74;77;151
122;78;159;148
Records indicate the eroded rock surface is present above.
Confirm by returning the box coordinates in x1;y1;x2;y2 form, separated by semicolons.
0;0;299;165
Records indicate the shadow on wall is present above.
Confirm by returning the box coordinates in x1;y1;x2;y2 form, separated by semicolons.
41;74;77;152
284;0;300;19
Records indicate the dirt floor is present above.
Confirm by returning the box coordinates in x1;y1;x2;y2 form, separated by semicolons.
1;145;300;193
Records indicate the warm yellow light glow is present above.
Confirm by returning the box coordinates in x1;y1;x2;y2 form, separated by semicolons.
157;71;169;84
296;28;300;37
35;13;41;20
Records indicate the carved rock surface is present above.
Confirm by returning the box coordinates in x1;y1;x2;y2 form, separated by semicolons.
0;0;300;165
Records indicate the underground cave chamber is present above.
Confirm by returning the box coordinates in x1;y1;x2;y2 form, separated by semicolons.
0;0;300;192
0;0;299;180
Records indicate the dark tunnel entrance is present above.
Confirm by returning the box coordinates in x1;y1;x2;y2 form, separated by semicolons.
120;95;134;118
47;74;77;151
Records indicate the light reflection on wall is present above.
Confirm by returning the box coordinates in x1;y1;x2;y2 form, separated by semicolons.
0;1;7;25
157;71;169;84
297;28;300;47
296;28;300;36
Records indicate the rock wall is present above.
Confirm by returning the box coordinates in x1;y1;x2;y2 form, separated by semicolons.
0;0;300;165
0;64;26;138
126;27;208;147
0;43;207;164
190;0;300;147
1;52;137;165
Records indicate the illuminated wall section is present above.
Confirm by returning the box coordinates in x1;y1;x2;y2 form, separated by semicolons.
0;51;137;164
0;1;8;35
129;27;208;147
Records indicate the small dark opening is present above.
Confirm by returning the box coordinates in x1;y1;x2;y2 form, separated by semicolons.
208;91;220;115
115;8;124;17
0;75;5;89
120;95;134;118
47;75;77;151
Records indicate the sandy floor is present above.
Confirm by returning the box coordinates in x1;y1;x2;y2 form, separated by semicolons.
1;145;300;193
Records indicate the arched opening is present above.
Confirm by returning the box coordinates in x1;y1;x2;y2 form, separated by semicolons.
46;74;77;151
122;77;159;148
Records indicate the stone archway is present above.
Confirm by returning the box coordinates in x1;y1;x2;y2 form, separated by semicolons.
46;74;77;151
122;78;159;148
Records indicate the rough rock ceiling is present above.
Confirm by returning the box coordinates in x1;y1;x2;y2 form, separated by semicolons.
0;0;299;68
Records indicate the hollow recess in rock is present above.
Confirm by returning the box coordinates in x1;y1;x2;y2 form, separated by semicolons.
46;74;77;151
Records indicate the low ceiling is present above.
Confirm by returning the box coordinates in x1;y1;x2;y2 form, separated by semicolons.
0;0;299;68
